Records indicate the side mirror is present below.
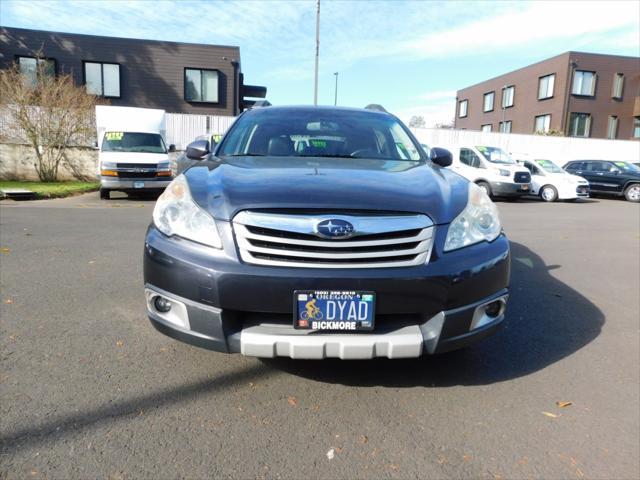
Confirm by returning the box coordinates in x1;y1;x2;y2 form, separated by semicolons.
185;139;210;160
168;144;176;153
430;147;453;167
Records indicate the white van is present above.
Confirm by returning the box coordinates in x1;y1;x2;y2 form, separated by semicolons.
96;106;175;199
442;145;531;198
520;158;590;202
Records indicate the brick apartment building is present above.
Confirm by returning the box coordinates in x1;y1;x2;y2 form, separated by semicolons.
454;52;640;140
0;26;266;116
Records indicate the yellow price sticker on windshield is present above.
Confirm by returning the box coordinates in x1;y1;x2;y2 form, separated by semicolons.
105;132;123;141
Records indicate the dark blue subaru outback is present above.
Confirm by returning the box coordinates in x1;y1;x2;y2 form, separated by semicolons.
143;106;510;359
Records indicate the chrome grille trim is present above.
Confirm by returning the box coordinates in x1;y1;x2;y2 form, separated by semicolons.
232;211;434;269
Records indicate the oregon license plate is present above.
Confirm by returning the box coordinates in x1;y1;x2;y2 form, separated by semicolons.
294;290;375;331
133;181;144;188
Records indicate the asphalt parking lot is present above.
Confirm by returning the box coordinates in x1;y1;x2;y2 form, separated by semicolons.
1;192;638;479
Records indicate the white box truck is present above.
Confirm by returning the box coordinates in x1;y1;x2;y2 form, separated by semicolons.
95;106;175;199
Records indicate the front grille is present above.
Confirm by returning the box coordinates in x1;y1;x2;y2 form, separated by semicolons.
233;211;434;269
117;163;158;169
514;172;531;183
117;171;158;179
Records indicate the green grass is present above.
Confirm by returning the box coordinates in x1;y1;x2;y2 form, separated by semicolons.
0;181;99;199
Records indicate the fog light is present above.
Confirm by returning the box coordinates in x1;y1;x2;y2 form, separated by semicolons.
484;301;502;318
154;296;172;313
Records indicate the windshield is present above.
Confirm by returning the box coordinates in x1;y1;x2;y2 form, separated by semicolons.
535;159;564;173
613;161;640;173
475;146;516;165
218;109;422;161
102;132;167;154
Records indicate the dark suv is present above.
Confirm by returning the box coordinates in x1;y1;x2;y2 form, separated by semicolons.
564;160;640;202
143;106;510;359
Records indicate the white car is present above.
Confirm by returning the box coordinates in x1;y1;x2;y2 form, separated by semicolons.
442;145;532;198
521;159;590;202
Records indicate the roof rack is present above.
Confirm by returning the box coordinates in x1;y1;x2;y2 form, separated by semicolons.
364;104;387;113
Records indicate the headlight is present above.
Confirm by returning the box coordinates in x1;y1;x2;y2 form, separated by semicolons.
152;175;222;249
101;161;117;170
495;168;510;177
157;161;171;171
444;183;502;252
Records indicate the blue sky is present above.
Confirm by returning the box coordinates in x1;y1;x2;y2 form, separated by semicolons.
2;0;639;125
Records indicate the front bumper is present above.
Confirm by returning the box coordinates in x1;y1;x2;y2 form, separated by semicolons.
491;181;531;197
101;177;171;191
143;223;511;359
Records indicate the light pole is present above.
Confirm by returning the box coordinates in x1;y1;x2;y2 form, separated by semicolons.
333;72;338;106
313;0;320;105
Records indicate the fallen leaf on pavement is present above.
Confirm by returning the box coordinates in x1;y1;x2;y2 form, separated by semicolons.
287;396;297;406
1;247;10;254
116;340;124;347
359;435;368;444
4;298;14;304
542;411;560;418
556;401;573;408
88;260;96;264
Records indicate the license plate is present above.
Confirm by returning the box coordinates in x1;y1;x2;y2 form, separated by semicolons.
294;290;375;331
133;181;144;189
520;184;529;191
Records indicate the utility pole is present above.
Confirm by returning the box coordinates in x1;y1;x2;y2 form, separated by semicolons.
313;0;320;105
334;72;338;106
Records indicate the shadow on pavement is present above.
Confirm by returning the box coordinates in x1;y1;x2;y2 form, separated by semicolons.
261;241;604;387
0;363;272;453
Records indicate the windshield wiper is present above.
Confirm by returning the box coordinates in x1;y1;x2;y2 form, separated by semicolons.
226;153;267;157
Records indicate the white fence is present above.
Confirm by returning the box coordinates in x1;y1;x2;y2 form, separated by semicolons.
411;128;640;164
165;113;236;150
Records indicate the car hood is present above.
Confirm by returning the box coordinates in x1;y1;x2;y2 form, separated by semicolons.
184;156;470;224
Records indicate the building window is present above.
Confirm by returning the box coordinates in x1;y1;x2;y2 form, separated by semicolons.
633;117;640;138
569;113;591;137
483;92;494;112
572;70;596;96
502;86;514;108
83;62;120;98
606;116;618;139
185;68;219;103
481;124;492;133
538;74;555;99
612;73;624;99
499;121;512;133
534;114;551;133
458;99;468;118
17;56;55;85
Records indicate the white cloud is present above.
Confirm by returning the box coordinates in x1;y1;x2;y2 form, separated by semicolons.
393;102;456;128
403;1;640;59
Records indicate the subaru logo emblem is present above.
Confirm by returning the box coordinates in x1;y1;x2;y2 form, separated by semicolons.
315;219;355;239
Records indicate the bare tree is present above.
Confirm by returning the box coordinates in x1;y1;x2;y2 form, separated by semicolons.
0;54;104;182
408;115;426;128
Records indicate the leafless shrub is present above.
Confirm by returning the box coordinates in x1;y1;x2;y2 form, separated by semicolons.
0;53;105;181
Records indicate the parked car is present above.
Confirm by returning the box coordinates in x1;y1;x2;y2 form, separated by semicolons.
143;106;511;359
96;106;175;200
563;160;640;202
520;159;590;202
442;145;531;198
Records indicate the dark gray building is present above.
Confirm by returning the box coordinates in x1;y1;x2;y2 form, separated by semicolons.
0;26;266;116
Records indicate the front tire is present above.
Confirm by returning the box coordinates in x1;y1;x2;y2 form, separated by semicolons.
624;184;640;202
540;185;558;202
99;188;110;200
476;181;492;198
